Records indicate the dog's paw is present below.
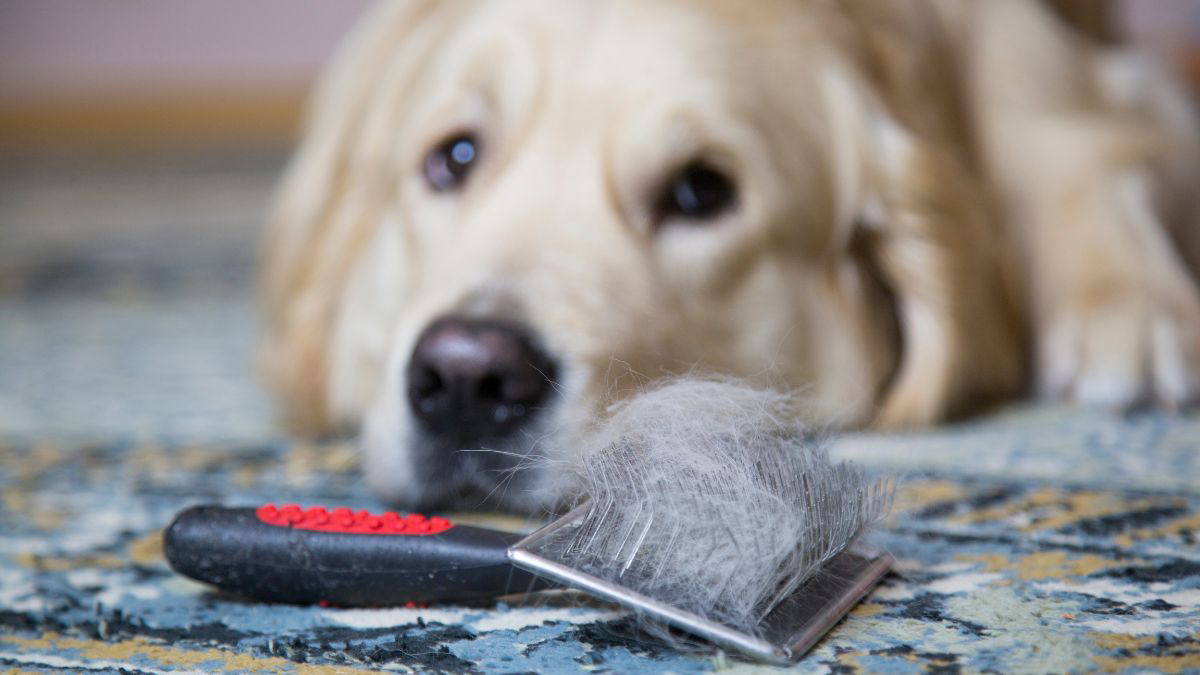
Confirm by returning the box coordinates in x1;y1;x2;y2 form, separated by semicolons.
1038;287;1200;409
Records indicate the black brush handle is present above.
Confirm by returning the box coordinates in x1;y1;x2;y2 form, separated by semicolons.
163;504;550;606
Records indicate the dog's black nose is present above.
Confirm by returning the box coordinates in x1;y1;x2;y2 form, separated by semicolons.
406;316;556;443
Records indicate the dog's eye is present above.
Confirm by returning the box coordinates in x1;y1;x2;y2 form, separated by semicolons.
656;162;737;224
423;134;479;192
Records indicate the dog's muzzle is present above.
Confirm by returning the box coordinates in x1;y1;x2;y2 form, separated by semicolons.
402;315;558;502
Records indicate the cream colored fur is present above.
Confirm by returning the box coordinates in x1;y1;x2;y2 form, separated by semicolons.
261;0;1200;507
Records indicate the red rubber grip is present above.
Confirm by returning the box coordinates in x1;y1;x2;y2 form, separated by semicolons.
256;504;454;536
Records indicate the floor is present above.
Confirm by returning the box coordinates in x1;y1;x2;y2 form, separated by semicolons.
1;153;1198;673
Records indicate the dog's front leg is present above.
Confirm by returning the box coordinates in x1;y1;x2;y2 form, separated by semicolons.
969;0;1200;409
1025;162;1200;408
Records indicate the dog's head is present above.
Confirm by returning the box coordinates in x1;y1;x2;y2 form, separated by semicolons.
262;0;1022;511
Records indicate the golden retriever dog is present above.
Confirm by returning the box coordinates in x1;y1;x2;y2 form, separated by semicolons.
261;0;1200;511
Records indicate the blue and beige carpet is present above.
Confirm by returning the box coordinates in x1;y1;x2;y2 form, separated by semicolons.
1;155;1198;672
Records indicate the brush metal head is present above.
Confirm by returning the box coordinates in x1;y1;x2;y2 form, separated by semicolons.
508;504;893;664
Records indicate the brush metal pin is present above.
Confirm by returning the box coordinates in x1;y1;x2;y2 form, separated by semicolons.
509;503;893;664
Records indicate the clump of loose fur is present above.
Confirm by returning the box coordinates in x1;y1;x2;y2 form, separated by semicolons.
537;377;892;637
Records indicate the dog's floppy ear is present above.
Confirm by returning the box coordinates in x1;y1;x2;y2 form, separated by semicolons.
821;65;1026;427
260;0;463;435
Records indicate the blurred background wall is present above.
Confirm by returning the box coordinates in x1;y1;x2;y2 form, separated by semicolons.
0;0;373;155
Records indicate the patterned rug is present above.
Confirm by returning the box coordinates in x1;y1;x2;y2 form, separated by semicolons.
2;434;1198;673
1;155;1198;673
